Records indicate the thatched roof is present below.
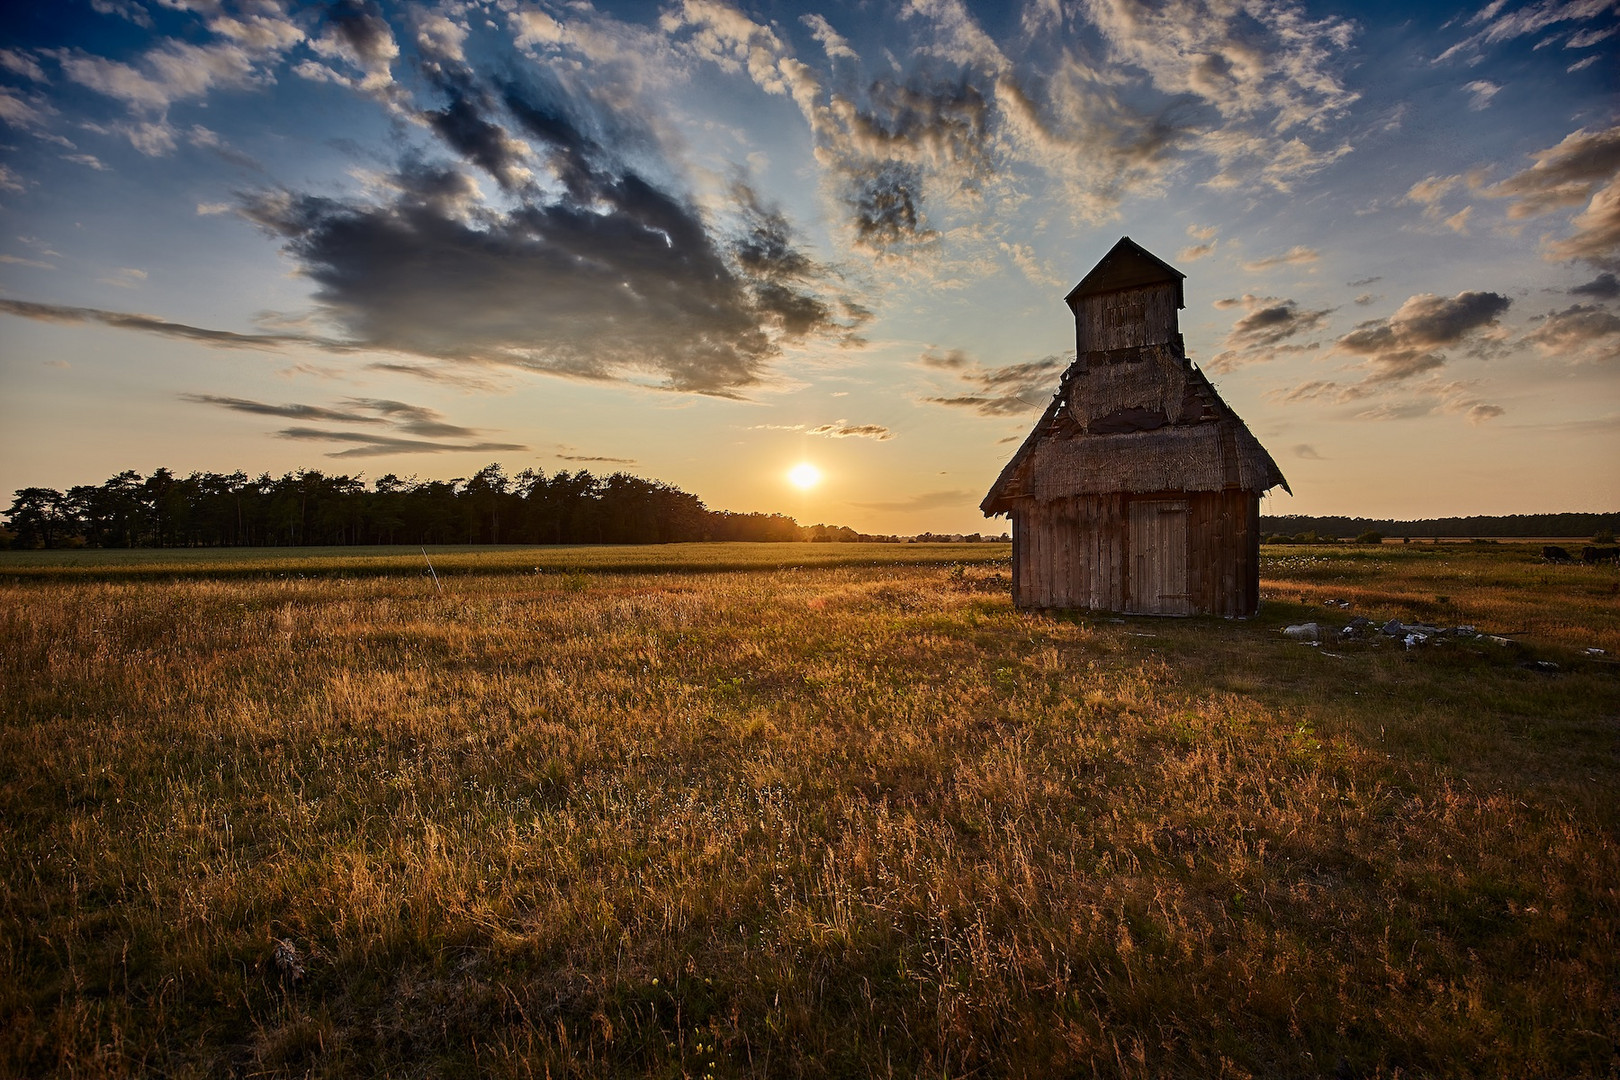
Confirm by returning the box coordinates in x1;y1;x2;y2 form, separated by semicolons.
983;243;1288;516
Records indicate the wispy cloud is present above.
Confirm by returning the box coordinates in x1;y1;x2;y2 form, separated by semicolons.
850;489;971;513
1241;246;1320;272
183;392;526;458
919;349;1065;416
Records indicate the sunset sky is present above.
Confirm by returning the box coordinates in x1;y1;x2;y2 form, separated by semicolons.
1;0;1616;534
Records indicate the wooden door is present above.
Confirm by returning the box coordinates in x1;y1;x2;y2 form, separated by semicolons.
1127;498;1191;615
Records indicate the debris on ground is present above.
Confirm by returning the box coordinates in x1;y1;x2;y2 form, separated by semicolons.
1284;622;1322;641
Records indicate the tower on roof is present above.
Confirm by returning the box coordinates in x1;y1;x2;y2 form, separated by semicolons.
982;237;1289;617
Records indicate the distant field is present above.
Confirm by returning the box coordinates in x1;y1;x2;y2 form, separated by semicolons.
0;541;1008;581
2;543;1616;1077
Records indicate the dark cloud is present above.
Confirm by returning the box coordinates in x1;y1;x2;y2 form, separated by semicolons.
922;352;1066;415
347;399;478;437
1571;272;1620;298
558;454;635;463
0;297;356;351
277;428;528;458
1347;276;1382;287
184;392;521;457
231;75;865;396
423;81;529;192
180;394;386;424
323;0;398;75
1334;291;1511;382
1523;302;1620;361
1207;294;1331;372
1292;444;1325;460
848;162;935;250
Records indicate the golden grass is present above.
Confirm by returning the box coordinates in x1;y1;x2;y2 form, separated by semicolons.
1;544;1616;1077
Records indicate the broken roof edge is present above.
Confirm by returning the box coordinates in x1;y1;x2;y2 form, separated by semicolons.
980;394;1062;517
1063;236;1186;306
980;366;1291;516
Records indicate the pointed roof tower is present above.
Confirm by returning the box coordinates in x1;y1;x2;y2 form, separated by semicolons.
1063;236;1186;310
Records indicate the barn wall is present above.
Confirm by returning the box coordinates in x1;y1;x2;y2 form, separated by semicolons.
1010;489;1261;616
1074;283;1181;353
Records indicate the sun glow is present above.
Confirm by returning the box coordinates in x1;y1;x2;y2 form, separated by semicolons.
787;462;822;490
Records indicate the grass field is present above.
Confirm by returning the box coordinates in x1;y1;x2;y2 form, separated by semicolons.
2;543;1616;1077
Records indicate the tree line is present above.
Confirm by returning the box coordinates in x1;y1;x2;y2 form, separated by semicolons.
1260;512;1619;540
2;465;905;549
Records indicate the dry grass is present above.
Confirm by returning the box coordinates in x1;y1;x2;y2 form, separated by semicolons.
1;544;1616;1078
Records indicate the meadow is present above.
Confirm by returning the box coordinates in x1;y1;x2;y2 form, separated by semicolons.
1;542;1615;1077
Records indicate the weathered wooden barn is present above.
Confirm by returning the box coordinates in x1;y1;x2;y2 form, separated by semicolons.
981;237;1289;617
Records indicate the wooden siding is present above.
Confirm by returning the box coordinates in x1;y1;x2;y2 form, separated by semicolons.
1010;489;1260;616
1075;283;1180;352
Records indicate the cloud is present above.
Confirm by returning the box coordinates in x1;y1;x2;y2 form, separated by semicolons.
1522;302;1620;362
277;428;528;458
1439;0;1617;61
1347;276;1381;287
920;350;1066;415
1481;124;1620;268
557;454;636;464
1485;124;1620;218
89;0;152;28
0;87;51;129
800;13;857;61
1274;375;1505;425
0;297;358;351
1178;223;1218;261
180;394;390;425
183;391;523;457
917;348;971;370
1208;293;1332;371
0;254;55;269
1405;174;1464;221
849;489;971;513
1352;384;1506;424
220;60;867;396
1291;444;1324;459
1543;174;1620;270
1354;293;1379;305
1333;290;1513;382
97;266;147;288
1241;245;1319;271
1463;79;1500;109
0;49;47;82
806;420;893;440
1571;272;1620;298
304;0;398;96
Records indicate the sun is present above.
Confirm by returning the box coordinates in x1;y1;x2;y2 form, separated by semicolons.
787;462;822;490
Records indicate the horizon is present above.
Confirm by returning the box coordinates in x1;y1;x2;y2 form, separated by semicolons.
2;0;1617;535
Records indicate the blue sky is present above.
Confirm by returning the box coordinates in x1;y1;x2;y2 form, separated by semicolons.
1;0;1616;533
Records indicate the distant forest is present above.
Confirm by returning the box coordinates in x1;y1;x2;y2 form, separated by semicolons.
1261;513;1619;540
4;466;1611;550
1;465;990;550
0;465;928;549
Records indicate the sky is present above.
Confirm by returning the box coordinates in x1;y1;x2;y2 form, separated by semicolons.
1;0;1616;535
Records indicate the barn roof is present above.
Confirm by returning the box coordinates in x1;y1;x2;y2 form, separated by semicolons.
1063;236;1185;308
984;240;1288;515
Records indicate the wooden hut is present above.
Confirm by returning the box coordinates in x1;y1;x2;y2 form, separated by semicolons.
981;237;1289;617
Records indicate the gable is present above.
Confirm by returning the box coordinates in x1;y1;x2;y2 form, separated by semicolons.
1064;237;1185;308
